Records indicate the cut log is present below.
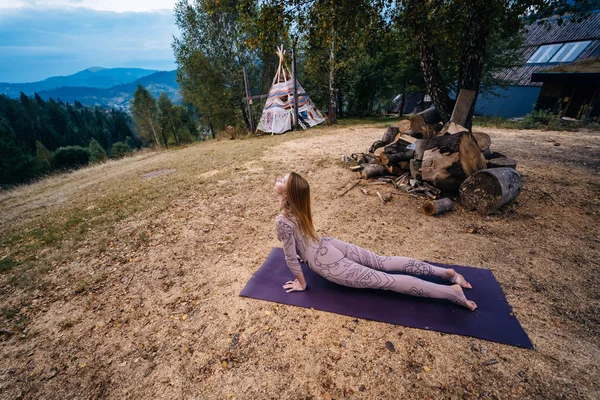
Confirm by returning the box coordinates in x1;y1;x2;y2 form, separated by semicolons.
410;159;422;180
377;150;415;165
487;157;517;169
407;113;425;137
484;150;506;160
472;132;491;152
422;198;454;216
360;164;389;179
450;89;477;126
420;131;486;192
459;168;523;214
369;126;400;153
439;122;468;136
418;106;443;124
414;139;427;160
398;119;411;133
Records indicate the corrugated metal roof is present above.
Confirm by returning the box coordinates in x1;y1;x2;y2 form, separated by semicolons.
525;12;600;45
496;12;600;86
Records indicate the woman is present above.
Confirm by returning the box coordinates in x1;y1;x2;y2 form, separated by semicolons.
274;172;477;311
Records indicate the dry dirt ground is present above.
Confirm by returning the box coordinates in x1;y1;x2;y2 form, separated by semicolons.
0;124;599;400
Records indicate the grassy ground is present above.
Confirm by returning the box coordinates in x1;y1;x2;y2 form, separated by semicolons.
0;122;599;399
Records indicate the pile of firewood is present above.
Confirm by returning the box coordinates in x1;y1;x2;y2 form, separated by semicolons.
345;90;522;215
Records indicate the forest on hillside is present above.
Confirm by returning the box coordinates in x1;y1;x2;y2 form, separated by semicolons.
0;87;198;187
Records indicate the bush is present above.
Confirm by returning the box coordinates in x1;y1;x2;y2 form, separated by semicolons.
51;146;90;170
110;142;131;159
88;139;108;164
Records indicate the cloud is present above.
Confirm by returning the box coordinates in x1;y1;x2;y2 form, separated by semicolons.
0;0;176;13
0;7;178;82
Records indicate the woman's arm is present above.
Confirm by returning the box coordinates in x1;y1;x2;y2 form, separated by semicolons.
275;217;307;292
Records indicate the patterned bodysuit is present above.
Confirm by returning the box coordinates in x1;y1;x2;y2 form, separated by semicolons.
275;214;464;303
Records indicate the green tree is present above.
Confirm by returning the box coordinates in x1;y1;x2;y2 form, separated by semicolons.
109;142;131;159
131;85;161;147
173;0;256;136
88;138;108;163
51;146;90;170
158;92;180;145
36;140;53;169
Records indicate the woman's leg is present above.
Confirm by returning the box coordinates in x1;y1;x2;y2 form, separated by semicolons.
312;254;476;310
327;238;471;289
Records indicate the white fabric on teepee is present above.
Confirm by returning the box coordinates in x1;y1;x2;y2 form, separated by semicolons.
257;46;325;134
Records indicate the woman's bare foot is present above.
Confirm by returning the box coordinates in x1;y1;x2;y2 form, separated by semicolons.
450;284;477;311
446;269;472;289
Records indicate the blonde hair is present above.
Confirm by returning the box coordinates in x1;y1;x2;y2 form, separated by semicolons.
285;172;319;243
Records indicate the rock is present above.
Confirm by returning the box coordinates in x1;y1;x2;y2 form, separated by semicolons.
385;341;396;352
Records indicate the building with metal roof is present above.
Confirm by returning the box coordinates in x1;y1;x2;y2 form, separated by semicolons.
474;11;600;118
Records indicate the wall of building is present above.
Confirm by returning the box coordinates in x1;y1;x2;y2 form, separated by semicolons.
474;86;542;118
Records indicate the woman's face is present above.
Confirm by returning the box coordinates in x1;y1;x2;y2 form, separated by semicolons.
274;174;289;196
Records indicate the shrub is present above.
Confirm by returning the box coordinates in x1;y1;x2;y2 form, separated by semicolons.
51;146;90;170
110;142;131;159
88;139;108;164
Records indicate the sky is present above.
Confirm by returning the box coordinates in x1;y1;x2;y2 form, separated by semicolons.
0;0;179;82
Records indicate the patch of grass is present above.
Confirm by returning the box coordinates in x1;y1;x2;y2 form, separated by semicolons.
0;257;17;273
473;112;600;132
337;116;395;127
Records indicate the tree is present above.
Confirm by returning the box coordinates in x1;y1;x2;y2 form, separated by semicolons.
36;140;53;169
400;0;595;129
173;0;256;135
89;138;108;163
109;142;131;159
131;85;161;147
158;92;180;145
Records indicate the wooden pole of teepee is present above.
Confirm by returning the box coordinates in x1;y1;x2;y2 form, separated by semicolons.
291;45;299;131
242;67;255;134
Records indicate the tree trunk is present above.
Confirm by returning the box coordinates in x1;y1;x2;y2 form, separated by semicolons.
407;0;453;123
328;22;337;124
457;2;494;130
459;167;522;214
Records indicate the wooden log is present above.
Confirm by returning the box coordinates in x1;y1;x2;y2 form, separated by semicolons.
360;164;389;179
487;157;517;169
410;159;422;180
459;168;523;214
414;139;427;160
450;89;477;127
418;106;443;125
369;126;400;153
422;198;454;216
399;161;410;170
420;131;486;192
439;121;468;136
378;150;415;165
398;119;411;133
472;132;491;152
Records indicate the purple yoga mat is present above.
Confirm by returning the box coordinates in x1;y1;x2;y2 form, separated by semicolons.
240;248;533;349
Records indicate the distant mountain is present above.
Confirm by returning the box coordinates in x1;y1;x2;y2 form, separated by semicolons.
0;67;159;98
36;70;180;109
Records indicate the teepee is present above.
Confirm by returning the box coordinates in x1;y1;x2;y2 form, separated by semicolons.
256;46;325;134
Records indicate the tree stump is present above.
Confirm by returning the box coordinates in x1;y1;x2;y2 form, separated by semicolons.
459;168;522;214
420;131;486;191
422;198;454;216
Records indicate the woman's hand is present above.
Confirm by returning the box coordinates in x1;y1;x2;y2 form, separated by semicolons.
283;279;306;293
